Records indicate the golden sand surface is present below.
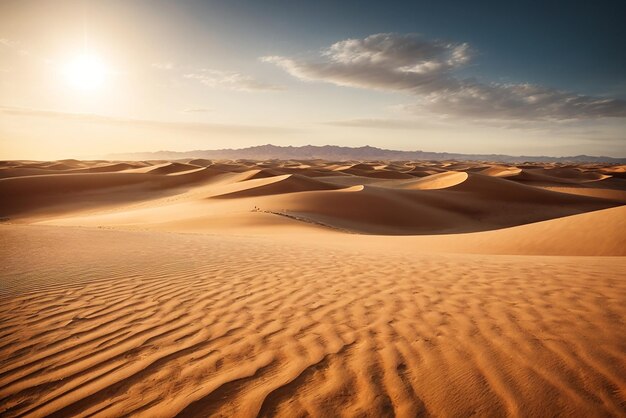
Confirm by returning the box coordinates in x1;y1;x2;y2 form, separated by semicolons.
1;158;625;416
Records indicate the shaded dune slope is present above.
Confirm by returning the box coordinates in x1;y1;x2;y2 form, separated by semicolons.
0;167;230;218
211;174;344;199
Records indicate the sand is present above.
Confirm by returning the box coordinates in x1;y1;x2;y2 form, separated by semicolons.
1;158;625;417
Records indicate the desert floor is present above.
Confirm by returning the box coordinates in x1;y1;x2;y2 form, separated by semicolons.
1;158;625;417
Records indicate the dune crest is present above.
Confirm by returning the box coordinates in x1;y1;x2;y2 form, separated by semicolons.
375;171;469;190
210;174;343;199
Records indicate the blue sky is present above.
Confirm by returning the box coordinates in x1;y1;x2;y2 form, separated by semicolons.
173;0;626;93
1;0;625;158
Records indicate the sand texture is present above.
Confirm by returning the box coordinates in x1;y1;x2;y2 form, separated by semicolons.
1;158;625;417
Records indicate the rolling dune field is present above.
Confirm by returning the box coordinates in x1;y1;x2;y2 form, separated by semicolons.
1;158;625;417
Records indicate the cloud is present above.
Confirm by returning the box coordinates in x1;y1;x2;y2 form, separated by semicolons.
421;83;626;121
0;105;295;135
184;69;284;92
324;118;441;130
264;33;626;121
263;33;467;94
0;37;31;57
0;38;17;48
151;61;283;92
151;62;175;70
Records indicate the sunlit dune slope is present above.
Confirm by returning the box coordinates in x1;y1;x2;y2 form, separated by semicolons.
371;171;469;190
388;205;626;256
0;224;625;417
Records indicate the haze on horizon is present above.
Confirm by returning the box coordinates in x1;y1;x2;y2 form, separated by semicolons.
1;0;625;160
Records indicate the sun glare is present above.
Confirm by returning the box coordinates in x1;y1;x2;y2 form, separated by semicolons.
63;53;106;91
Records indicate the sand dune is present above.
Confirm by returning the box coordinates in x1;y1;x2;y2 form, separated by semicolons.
383;205;626;256
511;167;611;185
601;165;626;179
541;186;626;203
143;162;203;175
374;171;469;190
0;167;233;219
405;166;447;177
2;160;621;234
244;173;619;234
0;162;144;178
341;167;415;179
186;158;213;167
211;174;344;199
478;165;522;177
1;225;625;417
1;158;625;417
74;162;144;173
245;167;289;179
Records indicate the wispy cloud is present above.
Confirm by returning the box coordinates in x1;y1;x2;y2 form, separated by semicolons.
151;59;283;93
0;37;31;57
324;118;442;130
264;33;626;121
0;106;296;135
0;38;18;48
184;69;284;92
151;62;175;70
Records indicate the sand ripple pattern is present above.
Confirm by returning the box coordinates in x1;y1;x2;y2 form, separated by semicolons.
1;226;625;417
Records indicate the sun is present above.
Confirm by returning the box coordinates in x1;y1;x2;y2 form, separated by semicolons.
63;53;107;91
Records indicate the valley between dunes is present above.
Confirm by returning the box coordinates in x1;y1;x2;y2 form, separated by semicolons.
1;158;625;417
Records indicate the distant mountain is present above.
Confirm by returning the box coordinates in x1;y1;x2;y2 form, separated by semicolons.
109;144;626;164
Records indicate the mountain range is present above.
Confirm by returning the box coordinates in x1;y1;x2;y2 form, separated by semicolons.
109;144;626;164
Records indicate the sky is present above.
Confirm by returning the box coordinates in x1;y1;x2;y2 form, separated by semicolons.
1;0;625;159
